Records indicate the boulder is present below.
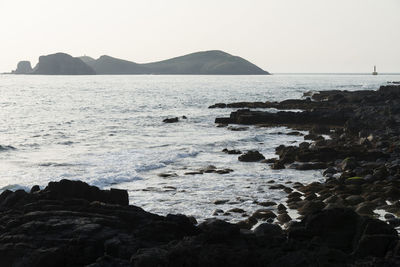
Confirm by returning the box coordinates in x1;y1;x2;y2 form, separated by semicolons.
295;162;328;170
289;208;398;255
277;213;292;224
46;179;129;206
238;150;265;162
253;223;283;237
163;117;179;123
222;148;242;154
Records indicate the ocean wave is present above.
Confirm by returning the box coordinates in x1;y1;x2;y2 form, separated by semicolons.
58;141;74;145
160;150;200;165
38;162;77;167
238;134;268;143
135;163;167;172
20;143;40;148
0;145;16;151
70;148;200;187
0;184;30;192
89;175;143;188
335;84;363;89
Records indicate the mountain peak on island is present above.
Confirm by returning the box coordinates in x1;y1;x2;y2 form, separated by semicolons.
13;50;269;75
140;50;269;75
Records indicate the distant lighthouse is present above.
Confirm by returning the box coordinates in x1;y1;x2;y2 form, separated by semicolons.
372;65;378;75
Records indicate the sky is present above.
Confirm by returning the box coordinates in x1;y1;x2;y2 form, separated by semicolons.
0;0;399;73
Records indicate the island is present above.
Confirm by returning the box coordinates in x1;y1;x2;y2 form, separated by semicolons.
11;61;33;74
11;50;269;75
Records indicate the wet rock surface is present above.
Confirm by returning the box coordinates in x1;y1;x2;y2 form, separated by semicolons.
162;117;179;123
184;165;234;175
0;180;398;266
238;150;265;162
222;148;242;154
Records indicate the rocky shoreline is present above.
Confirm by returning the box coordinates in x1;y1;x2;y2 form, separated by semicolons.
1;84;400;266
1;180;399;266
214;84;400;223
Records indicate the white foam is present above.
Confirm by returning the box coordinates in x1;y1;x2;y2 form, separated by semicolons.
0;184;30;192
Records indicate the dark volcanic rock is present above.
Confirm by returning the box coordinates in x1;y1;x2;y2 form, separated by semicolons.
0;182;397;266
253;223;283;237
31;53;96;75
0;180;199;267
163;117;179;123
207;84;400;265
238;150;265;162
184;165;233;175
30;185;40;193
277;213;292;224
131;208;398;267
294;162;328;170
46;179;129;205
222;148;242;154
215;107;352;127
289;208;398;257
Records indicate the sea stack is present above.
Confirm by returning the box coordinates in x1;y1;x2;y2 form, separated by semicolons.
12;61;33;74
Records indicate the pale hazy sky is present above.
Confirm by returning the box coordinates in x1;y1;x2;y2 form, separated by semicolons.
0;0;399;73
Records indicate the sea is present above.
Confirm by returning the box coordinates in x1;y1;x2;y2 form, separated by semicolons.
1;74;399;222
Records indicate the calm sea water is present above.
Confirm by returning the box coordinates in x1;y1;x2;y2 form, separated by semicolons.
1;74;399;221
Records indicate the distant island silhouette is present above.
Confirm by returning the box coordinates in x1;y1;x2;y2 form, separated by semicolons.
12;50;269;75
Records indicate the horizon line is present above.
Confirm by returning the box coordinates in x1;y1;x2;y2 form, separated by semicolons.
273;72;400;75
1;72;400;76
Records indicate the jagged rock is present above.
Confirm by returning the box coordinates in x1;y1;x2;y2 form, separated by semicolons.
44;179;129;205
